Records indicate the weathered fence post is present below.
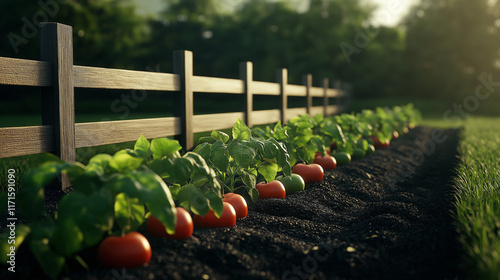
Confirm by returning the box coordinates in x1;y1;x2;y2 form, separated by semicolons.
277;68;288;123
240;61;253;127
322;78;329;116
173;50;194;151
304;74;313;115
40;22;75;190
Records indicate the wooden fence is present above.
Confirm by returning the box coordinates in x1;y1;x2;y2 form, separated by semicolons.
0;23;346;188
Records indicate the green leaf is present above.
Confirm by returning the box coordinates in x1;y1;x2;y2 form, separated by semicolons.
261;140;280;159
183;152;212;176
55;190;113;249
248;187;260;203
169;158;194;184
193;142;211;161
86;154;113;176
197;136;217;144
105;170;176;234
227;141;256;169
178;184;209;217
258;161;279;183
132;171;177;234
151;137;182;159
110;150;144;172
211;130;230;143
210;140;229;171
0;224;30;264
232;118;252;141
204;191;223;218
134;135;152;158
241;169;257;190
169;184;182;201
50;218;84;257
30;238;65;280
114;193;145;232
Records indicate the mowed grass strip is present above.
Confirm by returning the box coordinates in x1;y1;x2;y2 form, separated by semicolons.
454;117;500;279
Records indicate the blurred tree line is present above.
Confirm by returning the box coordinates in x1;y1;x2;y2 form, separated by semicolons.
1;0;499;112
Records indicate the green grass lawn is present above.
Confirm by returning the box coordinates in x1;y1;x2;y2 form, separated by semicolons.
452;117;500;279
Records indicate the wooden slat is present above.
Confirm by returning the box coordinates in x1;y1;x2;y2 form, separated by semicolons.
252;109;281;126
326;88;342;97
285;108;307;122
309;106;324;116
0;57;52;87
287;84;307;97
192;76;244;94
75;117;181;148
309;87;324;97
326;105;341;115
192;112;245;133
73;65;180;91
252;81;280;95
0;126;53;158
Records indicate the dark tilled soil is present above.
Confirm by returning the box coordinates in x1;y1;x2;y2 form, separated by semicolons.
2;126;464;280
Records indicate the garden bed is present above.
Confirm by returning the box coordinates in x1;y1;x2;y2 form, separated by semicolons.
3;125;464;279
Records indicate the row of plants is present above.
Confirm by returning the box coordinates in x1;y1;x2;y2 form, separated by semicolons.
0;104;420;279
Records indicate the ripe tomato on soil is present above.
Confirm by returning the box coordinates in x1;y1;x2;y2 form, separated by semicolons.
223;193;248;218
98;232;152;268
370;135;390;148
313;154;337;170
147;207;193;239
193;202;237;228
256;180;286;199
292;163;324;183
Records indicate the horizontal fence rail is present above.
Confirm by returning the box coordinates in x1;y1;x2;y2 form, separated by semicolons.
0;22;347;189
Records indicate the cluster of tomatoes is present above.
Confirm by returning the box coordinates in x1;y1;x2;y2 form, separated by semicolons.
96;152;339;269
97;130;404;269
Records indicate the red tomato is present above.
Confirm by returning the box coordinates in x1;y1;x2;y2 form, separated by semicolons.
370;135;390;148
193;202;236;228
147;207;193;239
256;180;286;199
292;163;324;183
98;232;152;268
222;193;248;218
313;154;337;170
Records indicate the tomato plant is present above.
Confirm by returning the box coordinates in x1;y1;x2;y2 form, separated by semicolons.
256;180;286;199
276;174;305;194
194;119;291;202
223;193;248;218
147;207;193;239
291;163;324;183
313;154;337;170
193;202;237;228
98;232;151;268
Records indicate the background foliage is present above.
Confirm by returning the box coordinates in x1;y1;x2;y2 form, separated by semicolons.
1;0;499;117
